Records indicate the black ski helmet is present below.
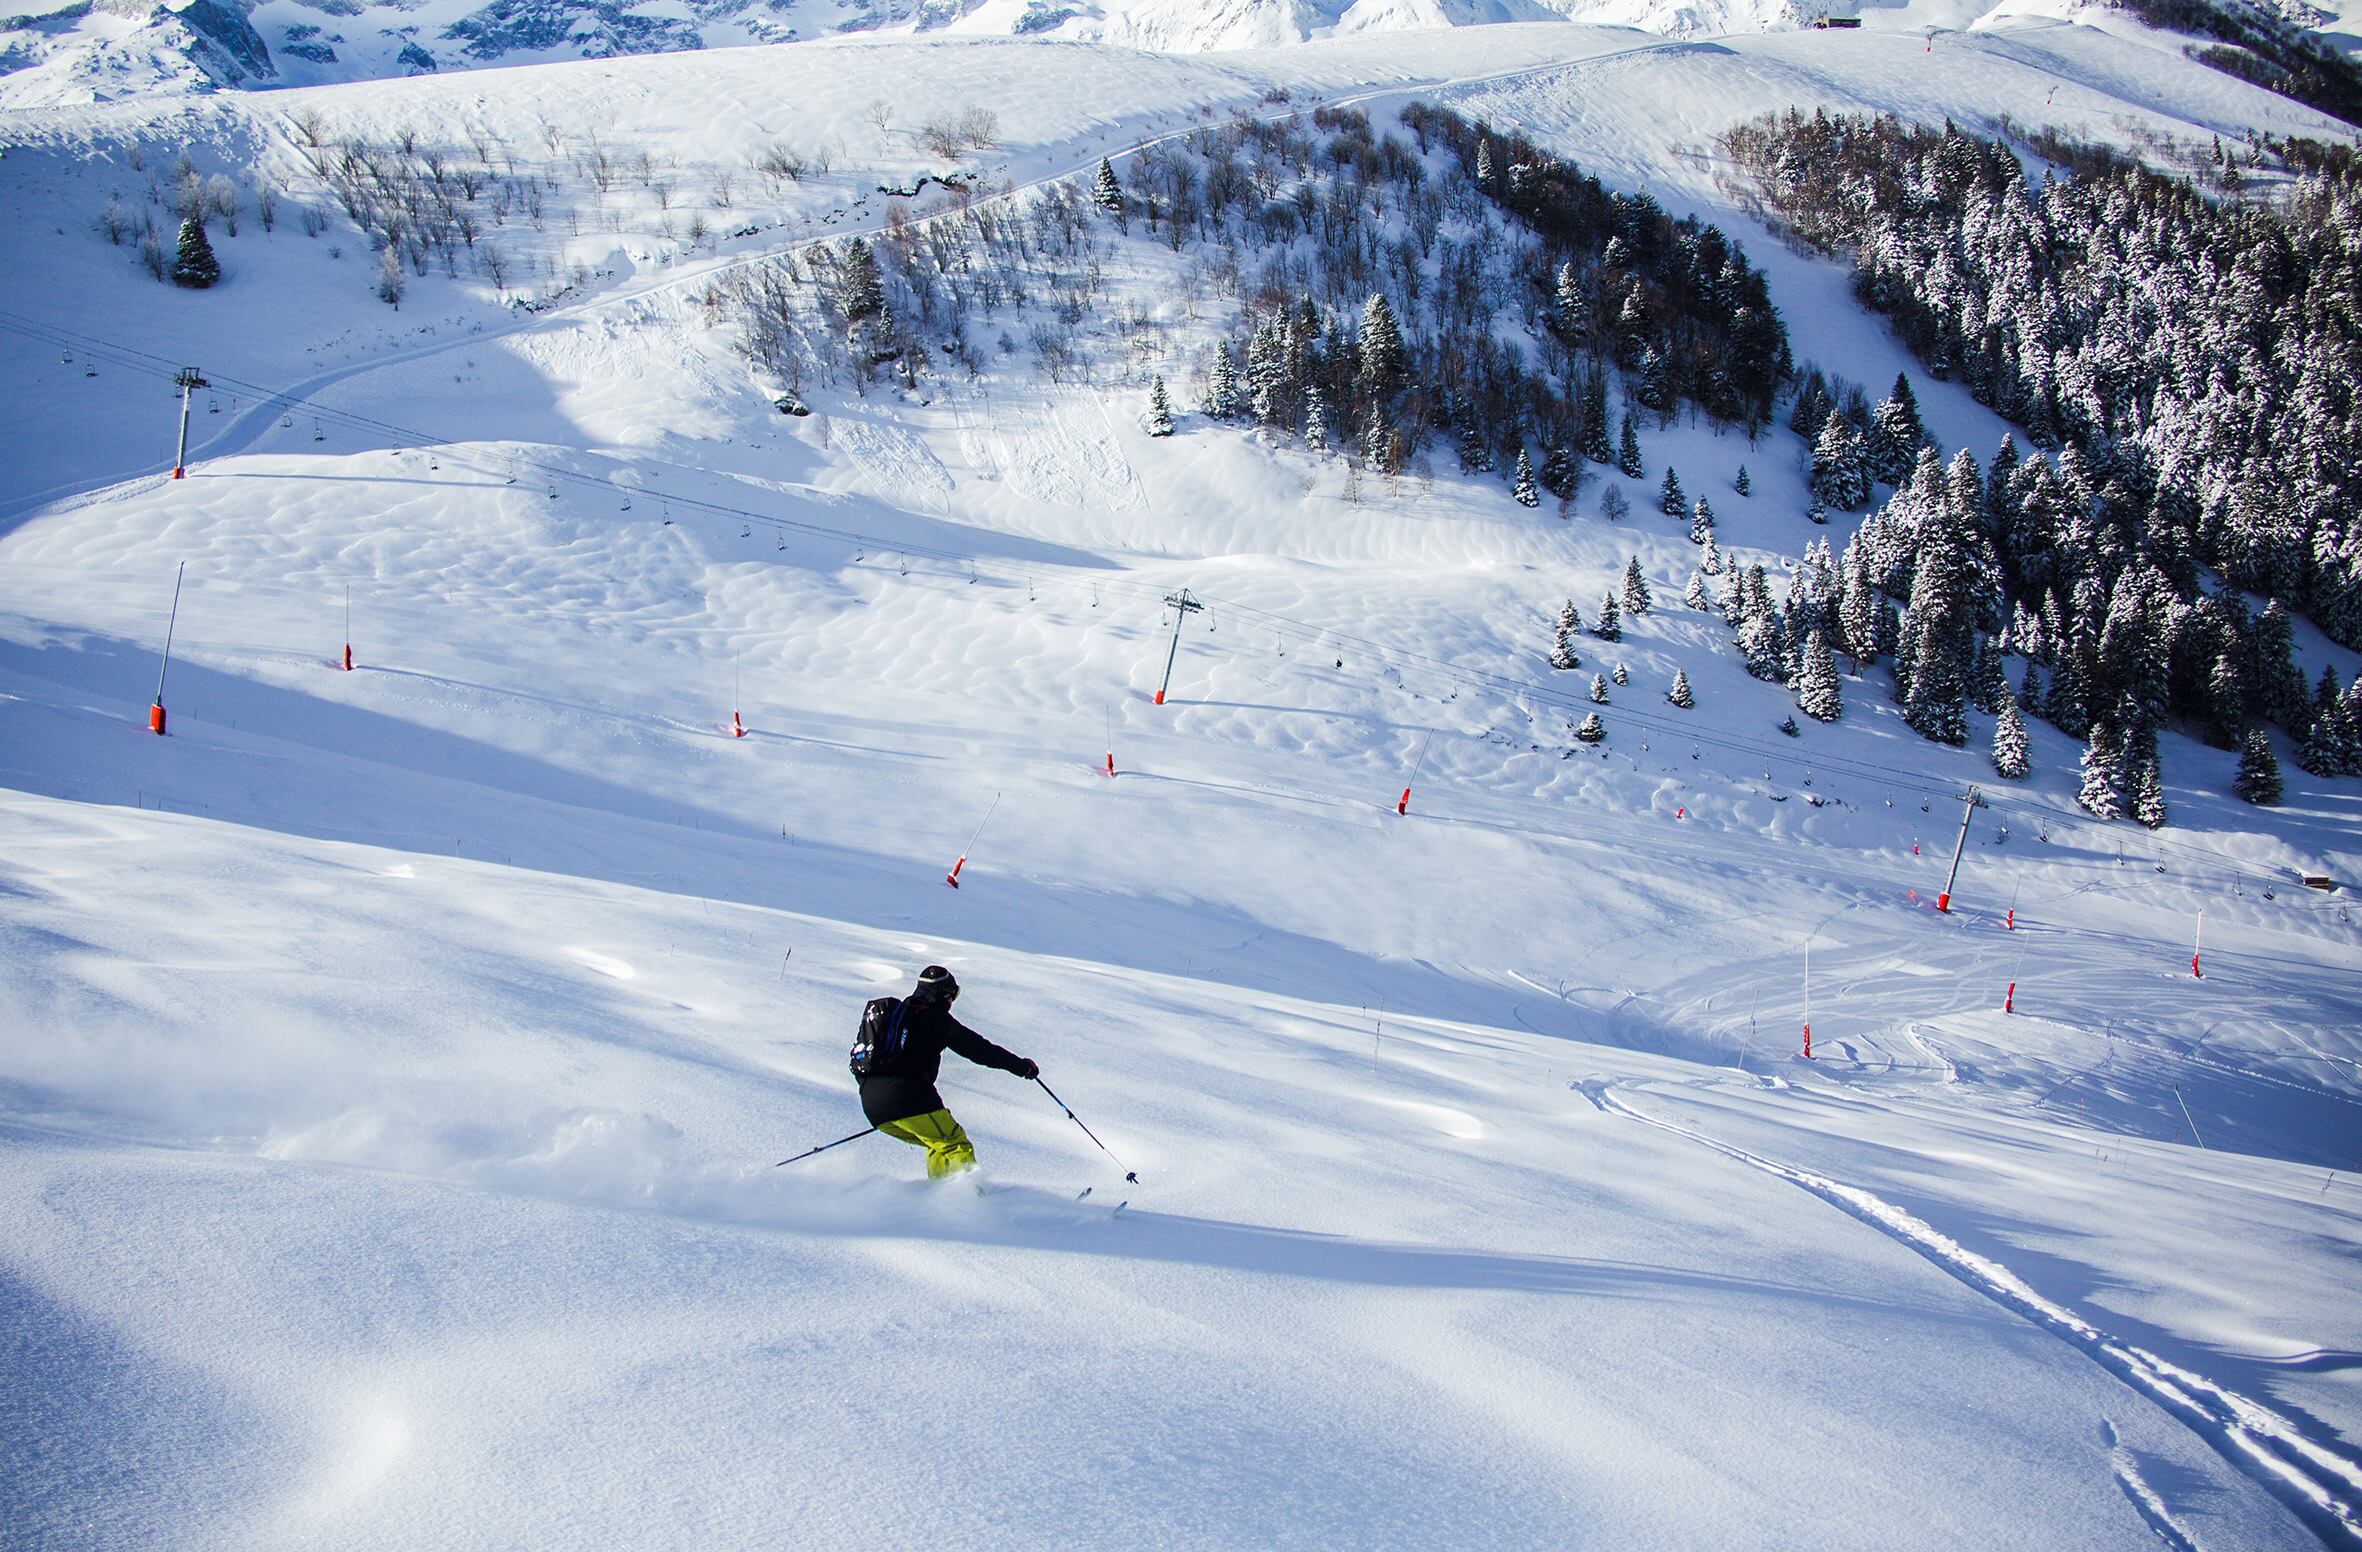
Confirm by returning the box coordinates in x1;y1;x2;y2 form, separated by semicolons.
914;965;959;1003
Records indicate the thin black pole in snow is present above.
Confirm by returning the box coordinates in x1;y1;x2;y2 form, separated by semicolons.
1036;1077;1138;1183
773;1125;878;1168
150;562;185;735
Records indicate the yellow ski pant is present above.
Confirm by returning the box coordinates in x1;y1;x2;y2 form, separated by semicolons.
878;1109;977;1179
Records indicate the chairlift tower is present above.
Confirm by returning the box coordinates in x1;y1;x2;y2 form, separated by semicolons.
172;366;209;479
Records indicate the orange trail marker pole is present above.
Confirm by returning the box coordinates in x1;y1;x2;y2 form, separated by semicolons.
342;584;353;671
150;561;185;735
1801;937;1812;1060
1396;727;1435;816
946;791;1002;889
2191;910;2203;979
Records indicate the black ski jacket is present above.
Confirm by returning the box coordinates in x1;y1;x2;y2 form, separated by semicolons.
858;997;1031;1125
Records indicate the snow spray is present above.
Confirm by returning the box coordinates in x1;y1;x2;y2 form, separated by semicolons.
946;791;1002;889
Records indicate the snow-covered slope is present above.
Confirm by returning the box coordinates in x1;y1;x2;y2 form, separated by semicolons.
2;22;2359;1552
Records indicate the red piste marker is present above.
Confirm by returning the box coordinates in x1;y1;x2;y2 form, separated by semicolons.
944;792;1001;891
2003;981;2016;1013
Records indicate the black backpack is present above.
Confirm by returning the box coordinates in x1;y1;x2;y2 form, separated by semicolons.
849;996;910;1081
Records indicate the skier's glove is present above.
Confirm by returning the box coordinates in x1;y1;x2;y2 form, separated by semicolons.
1015;1058;1040;1081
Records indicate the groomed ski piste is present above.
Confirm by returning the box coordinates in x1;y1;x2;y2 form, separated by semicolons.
2;14;2360;1550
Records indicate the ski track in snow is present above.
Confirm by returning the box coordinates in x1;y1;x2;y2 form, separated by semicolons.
2108;1416;2207;1552
1595;1084;2362;1551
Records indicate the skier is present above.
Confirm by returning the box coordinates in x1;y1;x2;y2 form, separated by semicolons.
852;966;1037;1180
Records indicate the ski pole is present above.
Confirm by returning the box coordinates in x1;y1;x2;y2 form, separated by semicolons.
773;1125;877;1168
1035;1078;1138;1183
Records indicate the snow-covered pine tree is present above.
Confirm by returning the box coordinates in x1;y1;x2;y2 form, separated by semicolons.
1737;611;1785;681
1580;375;1615;465
1512;449;1539;507
1362;410;1399;474
1700;536;1725;576
1550;599;1581;669
1612;663;1629;686
2323;702;2362;776
2077;715;2124;818
2133;759;2168;829
2233;728;2282;804
1866;372;1929;486
1092;156;1124;213
1689;496;1715;546
1595;591;1622;640
1637;345;1673;419
173;218;219;288
2205;649;2246;748
1623;557;1652;615
1684;570;1710;610
1302;384;1328;452
1540;445;1574;501
1553;260;1585;334
1734;464;1751;496
1575;711;1605;743
2294;703;2340;774
1797;630;1842;721
1992;697;2030;778
1806;497;1827;525
1357;293;1408;397
1475;139;1496;191
2018;659;2043;712
2046;642;2093;739
1969;635;2010;715
1668;667;1694;708
1203;342;1240;419
1457;405;1494;473
1618;413;1644;479
1590;672;1609;703
1809;415;1872;511
1145;376;1175;437
1659;467;1686;518
837;236;884;322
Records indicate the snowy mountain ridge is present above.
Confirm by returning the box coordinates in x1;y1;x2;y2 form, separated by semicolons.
0;0;2181;103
